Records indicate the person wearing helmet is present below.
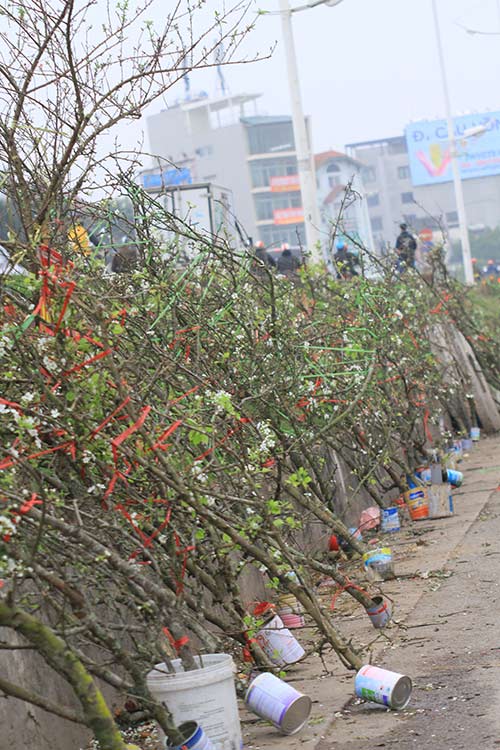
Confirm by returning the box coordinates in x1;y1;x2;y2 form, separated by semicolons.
471;257;482;283
334;238;358;280
485;258;497;279
252;239;275;270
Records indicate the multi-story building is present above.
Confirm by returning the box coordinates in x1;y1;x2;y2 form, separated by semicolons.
347;127;500;251
143;93;308;248
314;150;374;255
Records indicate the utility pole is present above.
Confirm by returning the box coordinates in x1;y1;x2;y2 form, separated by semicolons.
279;0;322;262
431;0;474;284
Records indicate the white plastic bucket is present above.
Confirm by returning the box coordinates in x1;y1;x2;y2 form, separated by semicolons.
355;664;412;710
166;722;214;750
146;654;242;750
381;507;400;533
245;672;312;735
256;614;305;666
471;427;480;442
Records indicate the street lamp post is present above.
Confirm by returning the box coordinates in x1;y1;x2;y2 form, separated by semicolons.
431;0;474;284
278;0;344;263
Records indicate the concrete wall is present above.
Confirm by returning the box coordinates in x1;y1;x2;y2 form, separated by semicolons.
0;630;91;750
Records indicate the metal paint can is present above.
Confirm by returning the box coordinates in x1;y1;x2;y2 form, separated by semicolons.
166;722;214;750
355;664;412;710
362;547;395;580
446;469;463;487
404;488;429;521
277;594;305;629
365;596;392;629
245;672;312;735
381;507;400;533
471;427;480;442
255;614;305;666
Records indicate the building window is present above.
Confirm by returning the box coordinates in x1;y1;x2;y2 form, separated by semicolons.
367;193;380;207
195;145;214;158
328;175;341;187
249;157;298;188
254;191;302;220
388;138;408;155
362;166;376;184
326;163;340;173
401;191;414;204
446;211;459;225
246;121;295;155
371;216;383;231
398;165;411;179
260;224;305;247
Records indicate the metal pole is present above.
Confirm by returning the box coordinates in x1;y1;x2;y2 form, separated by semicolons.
431;0;474;284
279;0;322;262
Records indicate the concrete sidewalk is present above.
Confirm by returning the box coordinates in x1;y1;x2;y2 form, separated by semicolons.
241;436;500;750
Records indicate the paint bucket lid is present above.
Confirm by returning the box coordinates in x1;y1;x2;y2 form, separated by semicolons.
390;675;413;709
280;694;312;735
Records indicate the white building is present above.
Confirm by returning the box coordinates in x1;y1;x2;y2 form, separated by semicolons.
315;150;374;258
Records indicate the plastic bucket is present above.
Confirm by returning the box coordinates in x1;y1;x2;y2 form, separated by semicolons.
245;672;312;735
428;484;454;519
453;440;463;457
355;664;412;710
404;488;429;521
146;654;242;750
381;507;400;533
471;427;480;442
166;722;214;750
446;469;463;488
362;547;395;581
415;466;431;483
461;438;473;451
365;596;392;629
256;614;305;666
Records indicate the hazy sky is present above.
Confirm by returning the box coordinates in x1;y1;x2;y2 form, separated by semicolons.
137;0;500;156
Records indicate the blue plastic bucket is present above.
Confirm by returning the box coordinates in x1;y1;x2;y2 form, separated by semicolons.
461;438;473;451
446;469;463;488
381;507;400;533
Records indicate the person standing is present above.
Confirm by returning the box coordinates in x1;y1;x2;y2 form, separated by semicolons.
276;244;300;276
252;240;275;269
395;223;417;271
334;238;358;280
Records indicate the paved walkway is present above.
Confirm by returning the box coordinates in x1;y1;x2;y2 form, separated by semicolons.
242;436;500;750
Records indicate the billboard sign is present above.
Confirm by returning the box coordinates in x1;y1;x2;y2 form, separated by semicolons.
270;175;301;192
142;167;192;190
273;207;304;225
405;112;500;186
